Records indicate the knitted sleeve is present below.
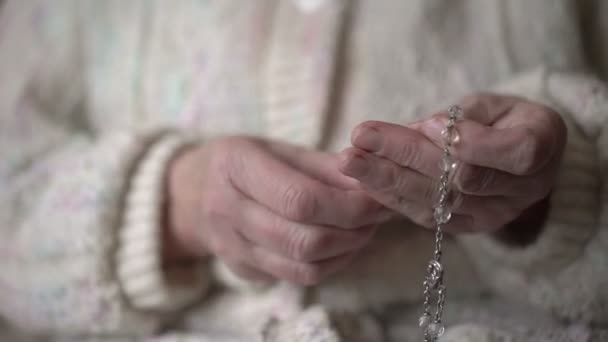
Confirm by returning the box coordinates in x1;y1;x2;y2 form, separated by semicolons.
456;68;608;325
0;1;210;336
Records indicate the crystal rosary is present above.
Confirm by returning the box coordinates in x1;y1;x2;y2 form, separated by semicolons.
418;105;463;341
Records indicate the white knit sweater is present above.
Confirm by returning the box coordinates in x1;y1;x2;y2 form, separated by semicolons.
0;0;607;341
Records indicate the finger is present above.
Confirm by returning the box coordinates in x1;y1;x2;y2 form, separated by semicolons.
452;194;531;233
401;202;474;233
338;148;474;232
265;140;360;190
452;93;520;124
339;147;437;207
413;117;555;176
348;120;553;197
236;197;377;262
386;198;474;234
414;93;520;127
350;121;443;178
452;162;555;197
228;141;389;228
452;92;564;136
248;246;358;286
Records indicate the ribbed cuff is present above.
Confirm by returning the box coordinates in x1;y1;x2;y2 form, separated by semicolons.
117;134;212;312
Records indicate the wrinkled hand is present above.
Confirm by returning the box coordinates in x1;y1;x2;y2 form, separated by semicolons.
339;93;567;233
166;137;390;285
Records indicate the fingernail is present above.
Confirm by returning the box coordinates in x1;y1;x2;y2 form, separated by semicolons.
341;154;370;178
353;125;382;152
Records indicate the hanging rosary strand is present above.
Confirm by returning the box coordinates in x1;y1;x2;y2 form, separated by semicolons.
419;105;463;341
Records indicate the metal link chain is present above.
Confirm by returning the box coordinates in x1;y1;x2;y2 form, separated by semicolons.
419;105;463;341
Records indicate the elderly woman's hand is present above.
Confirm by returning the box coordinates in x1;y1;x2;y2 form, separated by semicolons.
165;137;390;285
339;93;567;233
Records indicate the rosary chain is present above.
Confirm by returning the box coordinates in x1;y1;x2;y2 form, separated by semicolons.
419;105;462;341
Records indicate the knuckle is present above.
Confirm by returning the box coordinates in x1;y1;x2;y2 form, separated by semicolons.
267;215;290;245
456;165;494;194
394;138;421;166
387;193;411;213
286;230;308;261
513;128;545;175
281;185;318;222
287;230;331;262
380;164;402;191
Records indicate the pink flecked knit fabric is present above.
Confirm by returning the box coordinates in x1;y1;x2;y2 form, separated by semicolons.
0;1;607;341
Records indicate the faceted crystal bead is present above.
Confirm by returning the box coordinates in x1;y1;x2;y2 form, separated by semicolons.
441;127;460;145
434;206;452;224
448;105;463;120
418;314;431;329
425;322;445;338
440;155;458;172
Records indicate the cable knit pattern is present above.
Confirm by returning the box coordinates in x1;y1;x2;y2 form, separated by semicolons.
1;0;608;341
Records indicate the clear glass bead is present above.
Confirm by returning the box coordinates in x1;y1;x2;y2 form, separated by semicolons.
418;314;431;329
440;155;458;172
425;322;445;338
434;206;452;224
448;105;463;120
441;127;460;145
